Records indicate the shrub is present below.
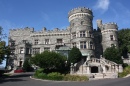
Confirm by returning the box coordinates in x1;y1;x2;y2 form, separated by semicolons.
63;74;88;81
30;51;67;73
47;72;64;80
34;68;44;77
118;65;130;78
34;70;88;81
37;73;46;79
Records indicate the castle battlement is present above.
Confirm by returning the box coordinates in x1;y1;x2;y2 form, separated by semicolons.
68;7;92;17
103;22;118;30
10;27;34;32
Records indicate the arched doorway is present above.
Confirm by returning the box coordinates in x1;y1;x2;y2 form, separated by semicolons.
91;66;98;73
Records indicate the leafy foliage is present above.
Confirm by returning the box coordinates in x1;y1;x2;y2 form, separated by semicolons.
118;65;130;78
0;41;10;64
103;46;123;64
68;47;82;64
23;58;33;72
0;26;6;41
0;26;9;64
34;69;88;81
118;29;130;57
31;51;67;73
63;74;88;81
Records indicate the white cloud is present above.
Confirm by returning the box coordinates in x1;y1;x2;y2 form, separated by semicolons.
112;2;130;27
94;0;110;12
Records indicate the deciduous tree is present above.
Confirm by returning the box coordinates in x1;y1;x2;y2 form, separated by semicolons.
68;47;82;64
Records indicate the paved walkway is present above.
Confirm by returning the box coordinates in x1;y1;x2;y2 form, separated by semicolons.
0;72;130;86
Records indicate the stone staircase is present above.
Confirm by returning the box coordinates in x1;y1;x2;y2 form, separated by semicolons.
89;73;118;80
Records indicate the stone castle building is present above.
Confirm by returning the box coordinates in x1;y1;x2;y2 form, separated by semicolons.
8;7;122;78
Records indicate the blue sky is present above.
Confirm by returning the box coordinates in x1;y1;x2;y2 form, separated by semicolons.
0;0;130;66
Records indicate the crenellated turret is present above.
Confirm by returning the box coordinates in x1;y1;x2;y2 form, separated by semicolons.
69;7;95;58
68;7;93;22
100;21;118;52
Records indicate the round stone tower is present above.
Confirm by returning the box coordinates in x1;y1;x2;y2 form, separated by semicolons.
68;7;95;58
101;22;118;52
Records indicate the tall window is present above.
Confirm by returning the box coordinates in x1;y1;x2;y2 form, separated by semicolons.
11;50;15;54
110;35;114;40
32;48;40;54
90;42;93;49
72;32;76;39
89;31;92;37
44;47;50;51
72;42;76;47
57;39;62;43
80;41;86;49
80;31;86;37
11;41;15;46
26;48;30;54
45;39;49;44
23;40;27;43
20;47;24;54
34;39;38;45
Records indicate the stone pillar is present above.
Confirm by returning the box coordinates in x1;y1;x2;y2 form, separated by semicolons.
98;65;101;73
103;66;106;73
87;65;90;74
70;63;74;74
118;64;123;73
87;53;90;61
112;65;115;73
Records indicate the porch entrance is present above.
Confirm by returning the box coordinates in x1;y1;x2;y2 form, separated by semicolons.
91;66;98;73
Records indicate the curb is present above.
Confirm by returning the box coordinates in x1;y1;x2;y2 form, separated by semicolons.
30;76;87;82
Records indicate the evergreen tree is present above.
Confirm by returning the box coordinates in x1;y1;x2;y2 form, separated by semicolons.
103;46;123;64
118;29;130;57
23;58;32;72
68;47;82;64
30;51;67;73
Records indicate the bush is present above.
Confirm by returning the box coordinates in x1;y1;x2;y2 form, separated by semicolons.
118;72;127;78
34;68;44;77
23;58;34;72
63;74;88;81
118;65;130;78
47;72;64;80
34;70;88;81
122;63;128;68
37;73;47;79
31;51;67;73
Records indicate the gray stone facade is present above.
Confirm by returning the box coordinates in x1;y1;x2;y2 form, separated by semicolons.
8;7;119;72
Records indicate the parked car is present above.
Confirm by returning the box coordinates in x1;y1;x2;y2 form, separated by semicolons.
14;67;25;73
